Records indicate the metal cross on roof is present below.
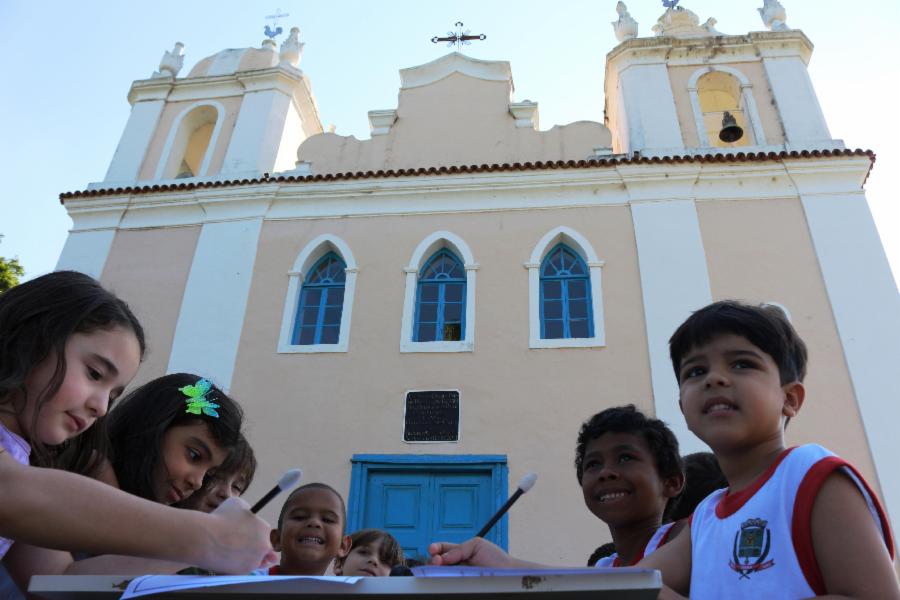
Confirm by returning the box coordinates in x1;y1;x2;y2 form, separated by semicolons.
264;8;290;39
431;22;486;50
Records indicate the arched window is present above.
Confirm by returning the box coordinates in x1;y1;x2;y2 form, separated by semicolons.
697;72;749;148
540;244;594;339
157;103;223;180
400;231;477;353
278;235;357;354
413;249;466;342
527;227;604;348
292;252;346;345
176;121;214;178
688;68;766;149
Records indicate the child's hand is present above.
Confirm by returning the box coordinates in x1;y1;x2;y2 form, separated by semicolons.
202;497;277;573
428;538;514;568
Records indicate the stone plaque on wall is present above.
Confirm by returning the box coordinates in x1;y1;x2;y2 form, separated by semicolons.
403;390;460;442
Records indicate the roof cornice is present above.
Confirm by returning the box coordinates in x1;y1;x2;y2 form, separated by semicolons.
61;148;874;204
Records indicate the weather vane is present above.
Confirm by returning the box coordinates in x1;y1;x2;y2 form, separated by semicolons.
662;0;681;8
264;8;290;39
431;22;486;50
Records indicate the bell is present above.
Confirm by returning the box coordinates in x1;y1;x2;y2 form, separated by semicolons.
719;111;744;143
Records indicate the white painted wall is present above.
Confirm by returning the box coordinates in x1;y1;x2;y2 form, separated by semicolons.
221;90;292;175
167;218;263;391
273;102;304;174
762;57;831;144
207;49;246;77
55;230;117;279
801;190;900;536
619;64;684;154
104;100;165;184
631;199;711;453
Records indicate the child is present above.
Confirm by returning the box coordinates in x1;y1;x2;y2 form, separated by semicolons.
172;436;257;576
575;405;684;566
334;529;405;577
641;300;897;598
662;452;726;523
13;375;251;578
7;373;248;581
0;271;274;577
428;405;685;570
107;373;244;505
587;543;616;567
179;433;257;513
267;483;351;575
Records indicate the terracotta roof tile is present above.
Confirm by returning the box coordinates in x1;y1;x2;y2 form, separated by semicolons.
59;149;875;203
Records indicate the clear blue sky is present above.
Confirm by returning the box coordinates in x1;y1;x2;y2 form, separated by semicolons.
1;0;897;290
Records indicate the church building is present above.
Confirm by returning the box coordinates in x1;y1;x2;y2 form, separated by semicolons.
55;2;900;565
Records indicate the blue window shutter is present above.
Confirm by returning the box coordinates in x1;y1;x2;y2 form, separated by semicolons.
292;252;347;345
539;244;593;339
413;249;466;342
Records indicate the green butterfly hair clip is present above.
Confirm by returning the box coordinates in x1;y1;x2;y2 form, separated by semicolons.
179;378;220;418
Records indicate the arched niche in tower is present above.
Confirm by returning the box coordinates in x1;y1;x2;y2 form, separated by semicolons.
156;102;224;180
688;67;766;149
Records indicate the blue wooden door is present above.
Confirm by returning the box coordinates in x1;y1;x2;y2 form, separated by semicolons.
365;469;495;561
366;471;431;561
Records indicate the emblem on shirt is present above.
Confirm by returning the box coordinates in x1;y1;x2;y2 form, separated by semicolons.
729;518;775;578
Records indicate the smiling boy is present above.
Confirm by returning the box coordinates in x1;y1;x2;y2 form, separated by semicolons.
267;483;351;575
427;406;685;570
576;406;684;566
642;301;897;599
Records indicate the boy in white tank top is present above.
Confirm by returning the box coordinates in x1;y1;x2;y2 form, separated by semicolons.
575;405;685;567
640;301;897;599
426;405;688;570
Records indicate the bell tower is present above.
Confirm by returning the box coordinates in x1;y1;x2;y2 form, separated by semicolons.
604;1;838;156
100;27;321;188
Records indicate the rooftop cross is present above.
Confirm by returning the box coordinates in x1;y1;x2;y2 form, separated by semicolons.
264;8;290;39
431;22;486;50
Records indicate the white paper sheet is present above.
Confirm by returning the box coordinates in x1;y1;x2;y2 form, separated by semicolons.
121;574;361;598
410;565;631;577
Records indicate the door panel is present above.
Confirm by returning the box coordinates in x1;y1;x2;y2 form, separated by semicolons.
362;469;495;561
366;472;431;560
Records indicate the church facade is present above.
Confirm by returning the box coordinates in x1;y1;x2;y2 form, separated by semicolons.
56;4;900;564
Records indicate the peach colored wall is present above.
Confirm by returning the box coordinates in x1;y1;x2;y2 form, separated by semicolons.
668;62;785;148
230;205;653;564
298;72;611;175
99;226;200;387
137;95;242;180
697;198;880;493
187;55;216;78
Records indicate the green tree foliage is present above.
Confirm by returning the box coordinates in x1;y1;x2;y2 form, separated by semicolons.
0;234;25;292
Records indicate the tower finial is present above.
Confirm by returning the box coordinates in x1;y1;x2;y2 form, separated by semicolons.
151;42;185;79
758;0;790;31
613;2;639;42
279;27;304;67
